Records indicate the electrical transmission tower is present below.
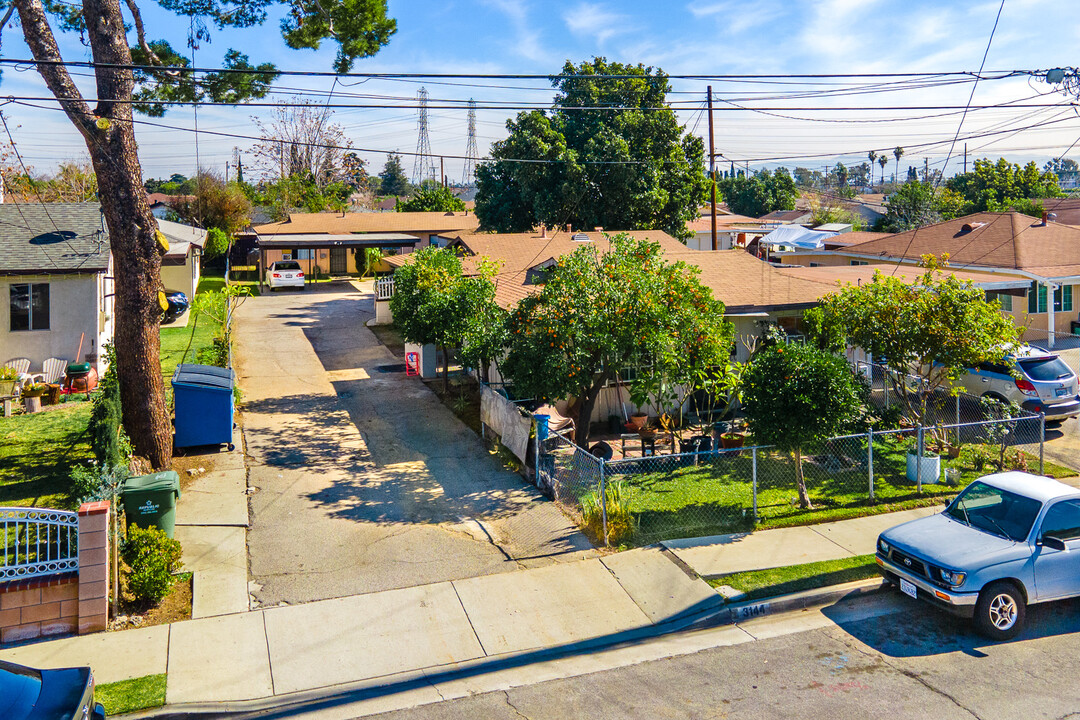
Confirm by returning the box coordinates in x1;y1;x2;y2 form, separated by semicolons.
462;99;479;187
412;87;436;185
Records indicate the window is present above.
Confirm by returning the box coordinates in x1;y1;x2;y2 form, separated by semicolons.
1055;284;1073;312
809;262;821;268
849;260;869;266
9;283;50;331
1040;499;1080;541
1028;282;1049;314
987;291;1013;311
294;249;315;260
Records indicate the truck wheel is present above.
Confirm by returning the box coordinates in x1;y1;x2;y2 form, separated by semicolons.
974;581;1025;640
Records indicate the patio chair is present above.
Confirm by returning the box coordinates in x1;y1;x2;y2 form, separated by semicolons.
534;404;576;441
4;358;30;375
31;357;67;385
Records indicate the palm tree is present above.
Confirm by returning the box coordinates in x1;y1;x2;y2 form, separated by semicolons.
868;150;877;187
893;146;905;186
878;155;888;190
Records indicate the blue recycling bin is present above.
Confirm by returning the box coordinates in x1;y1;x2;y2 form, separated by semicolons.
172;363;235;450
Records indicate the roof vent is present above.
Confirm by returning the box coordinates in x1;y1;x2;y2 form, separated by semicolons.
572;232;591;242
960;222;986;234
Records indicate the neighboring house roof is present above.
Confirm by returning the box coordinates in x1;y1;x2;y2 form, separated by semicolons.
686;213;762;233
823;231;891;247
253;211;479;236
1041;197;1080;227
0;202;108;274
258;232;419;248
841;212;1080;278
760;225;838;249
778;264;1029;292
759;210;812;223
158;219;208;266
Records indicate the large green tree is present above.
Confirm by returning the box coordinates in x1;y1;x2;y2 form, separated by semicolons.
500;234;733;448
475;59;707;240
812;260;1021;427
740;343;866;509
945;158;1062;214
716;169;797;218
396;184;466;213
378;152;412;196
6;0;395;468
389;247;497;392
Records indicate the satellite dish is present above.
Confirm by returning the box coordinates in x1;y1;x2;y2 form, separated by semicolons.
1046;68;1067;84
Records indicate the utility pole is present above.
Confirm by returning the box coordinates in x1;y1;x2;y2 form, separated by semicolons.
441;156;446;187
707;85;717;251
225;161;230;184
963;143;968;174
924;157;929;183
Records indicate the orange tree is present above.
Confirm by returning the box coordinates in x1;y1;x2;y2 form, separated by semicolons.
740;342;867;509
500;234;733;448
812;259;1021;428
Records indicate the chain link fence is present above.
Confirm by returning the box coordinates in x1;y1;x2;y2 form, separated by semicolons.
530;395;1047;548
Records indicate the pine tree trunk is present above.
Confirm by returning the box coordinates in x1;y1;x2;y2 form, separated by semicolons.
15;0;173;469
794;447;813;509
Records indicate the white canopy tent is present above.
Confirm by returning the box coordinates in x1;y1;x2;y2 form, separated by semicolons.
758;225;838;250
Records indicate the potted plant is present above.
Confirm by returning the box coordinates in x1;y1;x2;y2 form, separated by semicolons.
0;366;16;397
719;431;745;449
626;413;649;432
22;382;47;413
905;441;941;484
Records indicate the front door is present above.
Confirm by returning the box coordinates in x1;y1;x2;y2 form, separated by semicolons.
1034;498;1080;600
330;247;348;275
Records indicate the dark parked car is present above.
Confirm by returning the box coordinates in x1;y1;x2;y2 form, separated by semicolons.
0;659;105;720
161;290;190;326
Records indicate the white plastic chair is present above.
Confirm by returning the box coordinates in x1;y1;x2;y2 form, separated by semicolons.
4;358;30;375
35;357;67;385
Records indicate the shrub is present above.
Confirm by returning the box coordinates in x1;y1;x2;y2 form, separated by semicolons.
69;463;130;504
122;526;183;606
580;480;635;546
88;345;131;467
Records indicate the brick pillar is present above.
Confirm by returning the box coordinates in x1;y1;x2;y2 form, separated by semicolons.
77;501;110;635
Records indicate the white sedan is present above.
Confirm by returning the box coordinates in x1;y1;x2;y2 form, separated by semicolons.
265;261;306;291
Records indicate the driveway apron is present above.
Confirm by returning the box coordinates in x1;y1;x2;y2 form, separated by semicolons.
234;282;592;606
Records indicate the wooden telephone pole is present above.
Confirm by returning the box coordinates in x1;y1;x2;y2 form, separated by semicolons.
707;86;717;251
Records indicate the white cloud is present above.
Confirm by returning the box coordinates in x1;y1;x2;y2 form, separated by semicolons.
480;0;552;63
687;0;786;34
563;3;632;45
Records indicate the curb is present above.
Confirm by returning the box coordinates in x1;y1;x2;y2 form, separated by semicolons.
122;579;891;719
719;577;889;625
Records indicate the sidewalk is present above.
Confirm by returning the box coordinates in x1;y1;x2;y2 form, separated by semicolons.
0;546;722;704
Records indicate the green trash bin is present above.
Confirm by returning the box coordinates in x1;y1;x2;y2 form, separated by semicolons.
122;471;181;538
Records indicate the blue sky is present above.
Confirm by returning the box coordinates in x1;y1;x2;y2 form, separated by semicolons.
2;0;1080;181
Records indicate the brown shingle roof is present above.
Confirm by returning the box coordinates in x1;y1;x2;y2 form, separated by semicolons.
665;249;835;312
686;214;763;232
254;211;479;235
778;264;1028;290
841;212;1080;274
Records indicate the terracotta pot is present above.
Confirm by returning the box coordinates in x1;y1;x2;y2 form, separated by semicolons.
627;414;648;431
947;445;961;459
719;432;745;449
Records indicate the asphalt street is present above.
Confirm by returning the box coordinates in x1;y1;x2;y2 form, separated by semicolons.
365;590;1080;720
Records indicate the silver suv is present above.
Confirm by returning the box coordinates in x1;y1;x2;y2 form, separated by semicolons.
956;345;1080;421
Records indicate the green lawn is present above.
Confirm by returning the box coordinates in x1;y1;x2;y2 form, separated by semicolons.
159;272;231;388
606;435;1075;544
0;404;92;508
706;554;880;602
95;674;167;715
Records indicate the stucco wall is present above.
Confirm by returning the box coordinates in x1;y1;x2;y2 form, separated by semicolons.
0;273;108;375
262;247;360;275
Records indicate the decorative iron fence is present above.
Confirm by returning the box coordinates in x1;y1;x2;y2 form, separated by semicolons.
1;507;79;582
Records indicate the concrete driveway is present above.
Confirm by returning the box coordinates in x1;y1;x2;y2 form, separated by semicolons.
233;281;593;606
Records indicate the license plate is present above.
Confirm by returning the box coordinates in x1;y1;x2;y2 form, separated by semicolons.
900;578;917;599
1056;386;1069;396
284;274;294;279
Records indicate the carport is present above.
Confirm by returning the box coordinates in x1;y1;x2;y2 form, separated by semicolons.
256;232;420;288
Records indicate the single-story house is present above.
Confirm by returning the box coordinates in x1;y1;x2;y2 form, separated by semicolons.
683;213;774;251
147;193;191;219
758;209;812;225
157;219;206;326
246;210;480;278
0;203;113;376
799;211;1080;346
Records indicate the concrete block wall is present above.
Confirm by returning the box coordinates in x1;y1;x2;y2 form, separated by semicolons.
0;575;80;644
0;501;110;645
